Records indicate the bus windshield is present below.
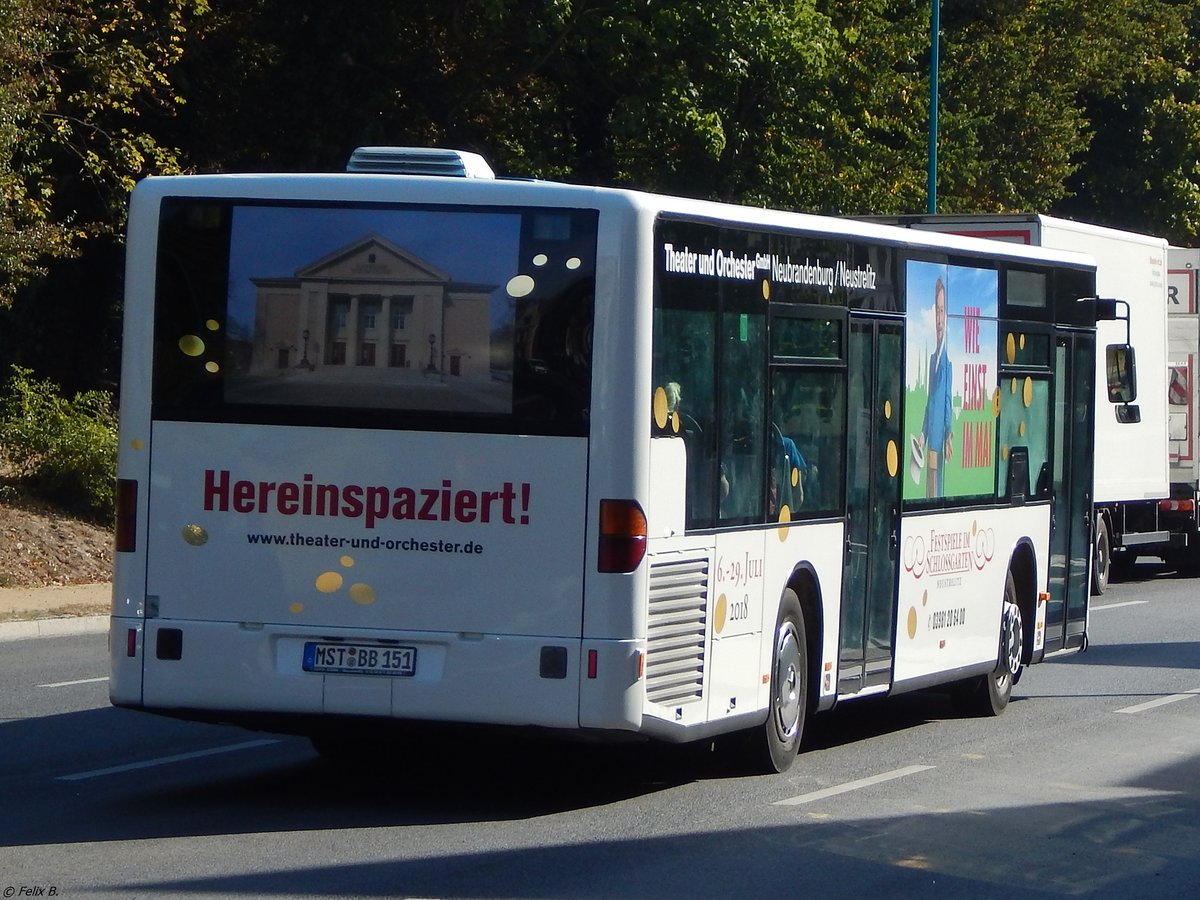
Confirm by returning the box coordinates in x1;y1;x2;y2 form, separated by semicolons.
151;198;598;436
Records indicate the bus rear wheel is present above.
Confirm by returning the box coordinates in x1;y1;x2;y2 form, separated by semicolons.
751;589;808;773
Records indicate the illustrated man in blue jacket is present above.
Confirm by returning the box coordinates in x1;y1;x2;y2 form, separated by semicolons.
921;276;953;497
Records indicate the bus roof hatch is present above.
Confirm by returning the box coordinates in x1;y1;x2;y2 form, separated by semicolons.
346;146;496;178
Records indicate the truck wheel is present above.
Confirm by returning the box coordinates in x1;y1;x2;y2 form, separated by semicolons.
750;589;808;773
1091;515;1111;595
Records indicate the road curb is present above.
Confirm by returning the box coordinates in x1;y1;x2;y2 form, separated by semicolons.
0;615;109;643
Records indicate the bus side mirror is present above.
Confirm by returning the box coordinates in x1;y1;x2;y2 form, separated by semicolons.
1106;344;1137;404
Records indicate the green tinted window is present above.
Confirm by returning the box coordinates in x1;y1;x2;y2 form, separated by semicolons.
772;318;842;359
1007;270;1047;308
1002;329;1051;368
997;375;1051;498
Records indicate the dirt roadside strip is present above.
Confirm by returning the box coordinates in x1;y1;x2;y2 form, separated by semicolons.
0;582;111;642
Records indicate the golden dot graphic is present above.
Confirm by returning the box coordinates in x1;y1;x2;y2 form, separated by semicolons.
349;583;376;605
672;410;680;433
566;257;581;270
506;274;535;298
1023;377;1034;408
1002;445;1010;461
886;439;899;478
532;253;548;267
907;607;918;639
179;334;205;357
205;361;220;373
1006;332;1016;364
992;387;1001;417
777;505;792;541
922;589;929;607
790;466;799;488
714;594;728;634
762;280;770;301
1020;334;1026;349
315;571;343;593
653;386;669;429
884;399;892;419
1010;377;1018;394
972;520;978;535
289;602;304;614
340;555;354;568
181;524;208;546
1019;421;1026;437
206;319;220;331
130;439;144;450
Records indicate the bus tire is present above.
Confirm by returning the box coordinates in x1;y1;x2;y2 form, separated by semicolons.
953;572;1021;717
1091;515;1111;595
753;589;808;773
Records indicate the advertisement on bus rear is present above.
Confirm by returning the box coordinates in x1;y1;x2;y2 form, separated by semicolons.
143;422;589;638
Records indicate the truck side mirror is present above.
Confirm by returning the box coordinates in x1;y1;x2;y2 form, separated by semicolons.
1105;344;1137;404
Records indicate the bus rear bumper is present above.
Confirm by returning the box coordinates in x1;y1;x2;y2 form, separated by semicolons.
119;619;646;733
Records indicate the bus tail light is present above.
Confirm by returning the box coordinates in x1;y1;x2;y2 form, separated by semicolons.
1159;498;1195;513
116;479;138;552
598;499;647;573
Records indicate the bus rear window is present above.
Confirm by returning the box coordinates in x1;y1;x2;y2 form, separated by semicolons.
152;199;597;436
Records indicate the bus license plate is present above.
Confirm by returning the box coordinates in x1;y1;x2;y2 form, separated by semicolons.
303;642;417;676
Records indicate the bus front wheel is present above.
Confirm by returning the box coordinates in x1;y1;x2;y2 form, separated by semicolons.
953;572;1021;717
1091;515;1111;595
752;589;808;773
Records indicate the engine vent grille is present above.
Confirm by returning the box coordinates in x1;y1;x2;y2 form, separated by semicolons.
646;555;709;706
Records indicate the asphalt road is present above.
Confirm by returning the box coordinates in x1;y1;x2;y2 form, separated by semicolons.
1;562;1198;899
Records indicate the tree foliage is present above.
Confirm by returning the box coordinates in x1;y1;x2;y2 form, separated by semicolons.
0;0;71;299
1056;0;1200;244
0;0;205;307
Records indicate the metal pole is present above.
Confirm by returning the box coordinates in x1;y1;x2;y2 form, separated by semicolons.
927;0;940;214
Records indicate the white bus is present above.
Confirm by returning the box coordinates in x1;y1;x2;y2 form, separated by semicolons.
110;148;1124;772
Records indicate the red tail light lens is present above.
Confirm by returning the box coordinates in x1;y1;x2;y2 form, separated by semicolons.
598;499;647;573
116;479;138;552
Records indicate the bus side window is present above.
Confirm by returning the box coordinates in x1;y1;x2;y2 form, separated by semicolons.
771;369;844;517
719;311;766;523
653;305;720;529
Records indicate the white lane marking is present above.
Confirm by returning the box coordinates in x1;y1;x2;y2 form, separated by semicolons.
1090;601;1150;611
774;764;936;806
39;676;109;688
57;738;281;781
1115;688;1200;715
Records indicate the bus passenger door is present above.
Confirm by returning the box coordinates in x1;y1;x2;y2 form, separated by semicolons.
839;320;903;695
1045;331;1095;652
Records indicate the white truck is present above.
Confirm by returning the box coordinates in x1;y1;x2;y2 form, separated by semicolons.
1165;246;1200;570
875;215;1170;593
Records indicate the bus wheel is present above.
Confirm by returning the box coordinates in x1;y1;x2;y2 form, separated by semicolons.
954;573;1021;716
1091;515;1111;595
754;589;808;773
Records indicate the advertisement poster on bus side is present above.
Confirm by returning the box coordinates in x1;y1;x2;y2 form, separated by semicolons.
903;261;999;501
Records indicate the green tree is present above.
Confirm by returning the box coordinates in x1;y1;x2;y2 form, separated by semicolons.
0;0;72;300
163;0;840;205
1056;0;1200;244
0;0;207;389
